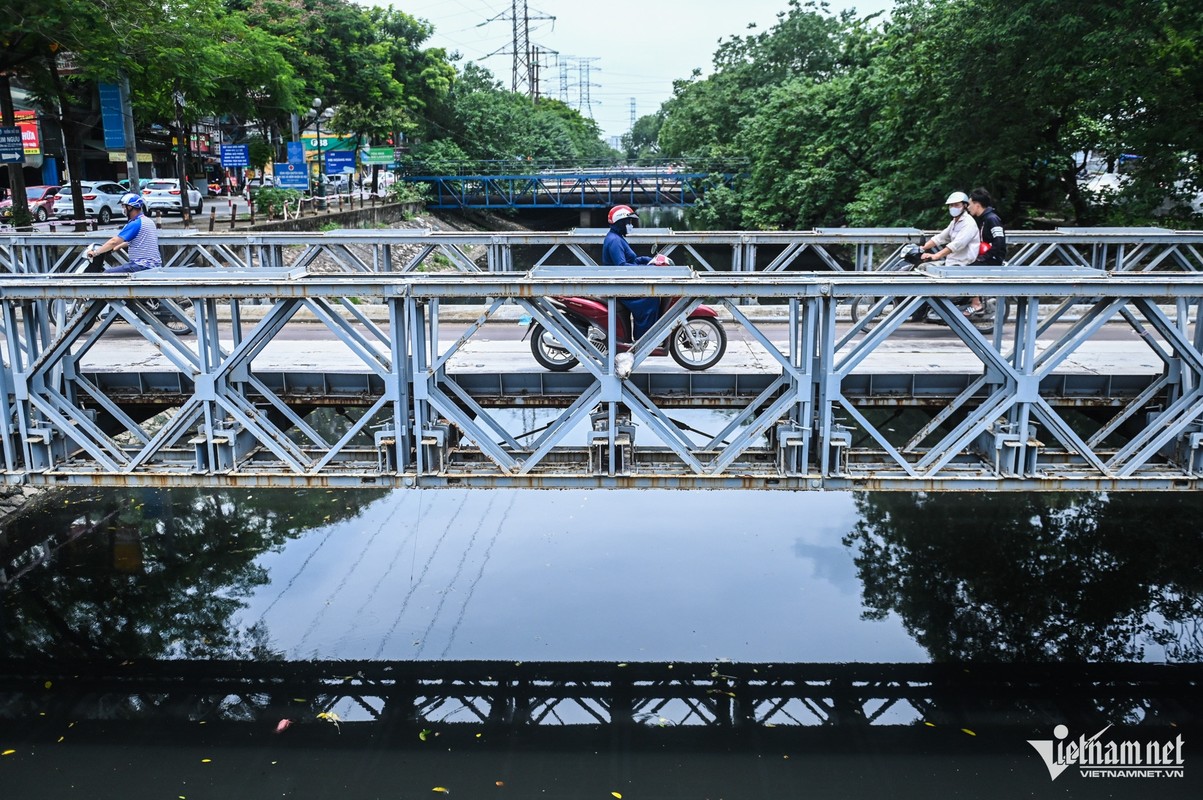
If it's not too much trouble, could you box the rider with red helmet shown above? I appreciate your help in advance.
[602,205,664,340]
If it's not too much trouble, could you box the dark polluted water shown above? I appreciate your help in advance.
[1,488,1201,798]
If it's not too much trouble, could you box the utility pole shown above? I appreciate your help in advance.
[119,75,141,192]
[629,98,637,132]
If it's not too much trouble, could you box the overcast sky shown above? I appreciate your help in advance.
[363,0,895,142]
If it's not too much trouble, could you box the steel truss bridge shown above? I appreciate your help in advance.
[2,659,1197,742]
[2,228,1203,491]
[401,170,739,210]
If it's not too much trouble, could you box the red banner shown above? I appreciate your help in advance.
[14,110,40,155]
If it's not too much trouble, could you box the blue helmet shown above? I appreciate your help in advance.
[120,192,144,210]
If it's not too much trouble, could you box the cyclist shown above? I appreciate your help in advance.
[83,193,161,273]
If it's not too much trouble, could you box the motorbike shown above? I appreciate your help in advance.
[526,293,727,372]
[849,243,1008,327]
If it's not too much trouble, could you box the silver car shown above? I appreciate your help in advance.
[141,179,204,215]
[52,181,127,225]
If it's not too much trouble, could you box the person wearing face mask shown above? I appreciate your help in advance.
[959,187,1008,316]
[602,205,668,341]
[919,191,980,268]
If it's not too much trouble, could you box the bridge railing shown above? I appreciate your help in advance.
[3,227,1202,277]
[2,267,1203,490]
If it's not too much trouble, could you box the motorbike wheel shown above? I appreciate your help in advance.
[530,322,580,371]
[669,317,726,371]
[148,298,195,335]
[849,295,890,326]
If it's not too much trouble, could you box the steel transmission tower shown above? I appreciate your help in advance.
[501,1,554,99]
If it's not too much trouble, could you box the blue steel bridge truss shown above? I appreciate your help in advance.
[1,228,1203,491]
[404,171,737,210]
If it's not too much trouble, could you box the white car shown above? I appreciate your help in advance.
[141,179,204,215]
[52,180,127,225]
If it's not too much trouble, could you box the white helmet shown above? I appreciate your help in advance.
[945,191,969,205]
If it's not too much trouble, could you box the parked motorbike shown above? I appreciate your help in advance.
[527,293,727,372]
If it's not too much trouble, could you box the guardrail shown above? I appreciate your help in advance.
[3,226,1200,276]
[2,266,1203,490]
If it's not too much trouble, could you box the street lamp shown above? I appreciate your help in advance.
[311,97,335,201]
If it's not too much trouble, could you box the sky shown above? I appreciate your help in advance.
[362,0,895,143]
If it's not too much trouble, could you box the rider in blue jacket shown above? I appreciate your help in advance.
[602,205,661,340]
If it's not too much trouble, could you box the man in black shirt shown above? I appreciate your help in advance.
[962,187,1007,316]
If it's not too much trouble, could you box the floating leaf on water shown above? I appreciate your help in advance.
[923,721,935,728]
[612,792,623,799]
[495,781,505,787]
[961,728,977,737]
[432,787,450,794]
[275,719,292,734]
[201,758,212,763]
[44,681,52,689]
[57,736,64,743]
[616,663,627,668]
[2,749,16,756]
[419,729,431,741]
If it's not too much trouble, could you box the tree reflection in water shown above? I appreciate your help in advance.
[845,492,1203,663]
[0,487,386,661]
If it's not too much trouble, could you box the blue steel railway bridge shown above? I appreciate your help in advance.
[2,225,1203,491]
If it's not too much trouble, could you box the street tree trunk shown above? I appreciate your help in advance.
[0,72,30,228]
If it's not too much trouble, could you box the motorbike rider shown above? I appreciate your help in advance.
[83,193,162,274]
[918,190,982,319]
[602,204,670,341]
[961,187,1008,316]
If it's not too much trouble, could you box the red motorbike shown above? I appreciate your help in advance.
[527,294,727,372]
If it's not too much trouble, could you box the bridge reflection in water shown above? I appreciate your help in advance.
[2,487,1202,796]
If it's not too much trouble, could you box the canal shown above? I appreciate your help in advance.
[1,488,1200,797]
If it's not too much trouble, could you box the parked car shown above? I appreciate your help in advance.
[141,178,204,215]
[0,185,61,222]
[53,181,127,224]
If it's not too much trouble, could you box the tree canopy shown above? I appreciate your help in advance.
[660,0,1203,229]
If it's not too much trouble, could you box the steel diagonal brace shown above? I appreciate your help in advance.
[124,399,205,471]
[707,387,803,474]
[764,242,809,272]
[27,390,130,471]
[435,373,523,450]
[516,299,610,383]
[619,381,706,473]
[1027,397,1112,475]
[1110,390,1203,476]
[1032,298,1126,374]
[106,302,203,375]
[242,373,331,449]
[1130,298,1203,375]
[311,396,392,472]
[403,244,439,273]
[436,244,482,273]
[903,374,990,453]
[334,297,392,347]
[211,299,305,383]
[915,390,1019,474]
[213,391,314,473]
[300,299,392,374]
[631,298,699,363]
[67,373,154,445]
[833,297,923,375]
[422,384,520,473]
[723,301,810,383]
[518,384,605,475]
[430,298,506,374]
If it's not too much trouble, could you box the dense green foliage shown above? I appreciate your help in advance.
[657,0,1202,230]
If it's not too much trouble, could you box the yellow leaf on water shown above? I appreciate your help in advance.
[2,750,16,756]
[961,728,977,737]
[201,758,212,763]
[44,681,52,689]
[612,793,623,799]
[924,721,935,727]
[432,788,450,794]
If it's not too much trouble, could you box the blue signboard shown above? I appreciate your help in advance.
[221,144,249,168]
[286,141,305,166]
[324,150,356,175]
[98,83,125,150]
[0,127,23,164]
[274,162,309,190]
